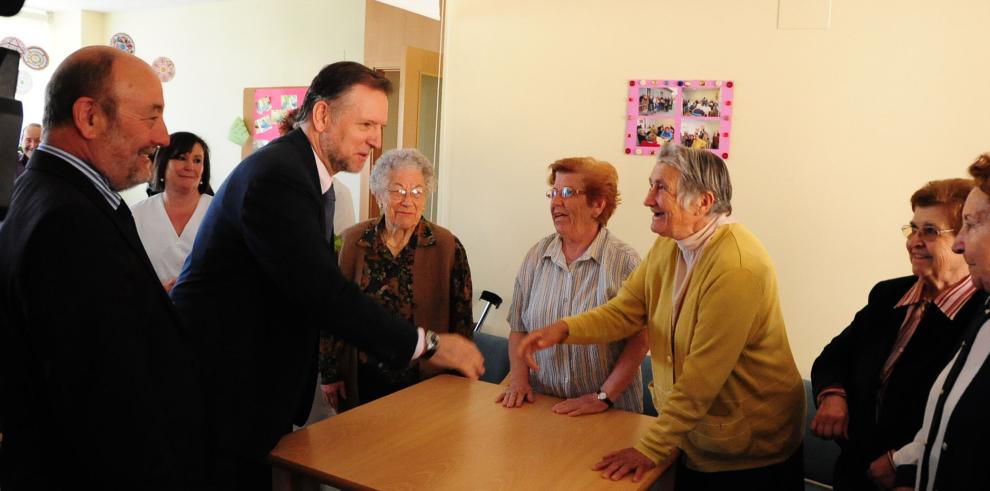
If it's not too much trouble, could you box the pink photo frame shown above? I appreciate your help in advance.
[625,79,734,160]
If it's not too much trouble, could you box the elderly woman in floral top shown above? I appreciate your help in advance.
[319,148,473,410]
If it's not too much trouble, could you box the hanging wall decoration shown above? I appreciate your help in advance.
[152,57,175,82]
[0,36,26,55]
[625,79,734,160]
[109,32,136,53]
[22,46,49,70]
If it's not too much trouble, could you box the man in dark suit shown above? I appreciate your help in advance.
[170,61,484,489]
[0,47,208,489]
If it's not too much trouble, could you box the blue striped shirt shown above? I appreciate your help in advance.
[508,227,644,412]
[36,144,122,209]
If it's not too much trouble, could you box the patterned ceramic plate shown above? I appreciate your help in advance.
[109,32,135,53]
[152,56,175,82]
[23,46,48,70]
[16,70,31,94]
[0,36,26,55]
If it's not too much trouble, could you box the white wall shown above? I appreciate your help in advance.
[4,0,369,217]
[0,9,54,130]
[102,0,366,216]
[439,0,990,375]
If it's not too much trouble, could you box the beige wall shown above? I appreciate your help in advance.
[438,0,990,375]
[103,0,367,215]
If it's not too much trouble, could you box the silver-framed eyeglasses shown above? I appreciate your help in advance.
[546,186,583,199]
[901,224,954,240]
[388,186,426,200]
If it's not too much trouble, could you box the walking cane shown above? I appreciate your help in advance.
[472,290,503,333]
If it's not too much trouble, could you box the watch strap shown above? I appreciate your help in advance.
[421,329,440,360]
[597,390,614,408]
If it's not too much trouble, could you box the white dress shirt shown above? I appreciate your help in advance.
[132,193,213,283]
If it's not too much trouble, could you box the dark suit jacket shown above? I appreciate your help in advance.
[0,150,208,489]
[811,275,986,490]
[170,129,418,459]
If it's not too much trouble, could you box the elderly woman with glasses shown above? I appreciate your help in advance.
[810,178,985,491]
[496,157,647,415]
[518,145,805,490]
[318,148,473,411]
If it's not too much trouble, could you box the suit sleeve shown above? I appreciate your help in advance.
[240,169,417,367]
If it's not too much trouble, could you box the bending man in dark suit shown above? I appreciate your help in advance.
[0,47,208,489]
[170,61,485,489]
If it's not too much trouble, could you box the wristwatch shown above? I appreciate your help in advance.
[422,329,440,360]
[597,390,614,409]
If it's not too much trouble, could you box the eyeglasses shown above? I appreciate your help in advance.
[388,186,426,201]
[901,224,955,240]
[546,186,583,200]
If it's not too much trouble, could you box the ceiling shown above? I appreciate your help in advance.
[21,0,439,18]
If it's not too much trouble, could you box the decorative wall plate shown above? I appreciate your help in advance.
[22,46,48,70]
[152,56,175,82]
[0,36,26,55]
[109,32,136,53]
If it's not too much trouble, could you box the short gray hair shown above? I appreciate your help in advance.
[370,148,435,201]
[656,144,732,215]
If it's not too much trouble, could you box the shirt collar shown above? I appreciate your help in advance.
[895,275,978,320]
[36,143,122,209]
[545,227,608,268]
[312,148,333,194]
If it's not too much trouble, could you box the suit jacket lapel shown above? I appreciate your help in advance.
[284,128,328,233]
[30,151,164,285]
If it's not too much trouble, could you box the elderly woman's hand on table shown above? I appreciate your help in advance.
[552,394,609,416]
[495,379,535,407]
[592,447,657,482]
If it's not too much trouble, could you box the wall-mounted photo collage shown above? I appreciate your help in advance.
[625,79,734,160]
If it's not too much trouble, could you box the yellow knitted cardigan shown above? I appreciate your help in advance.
[564,223,805,472]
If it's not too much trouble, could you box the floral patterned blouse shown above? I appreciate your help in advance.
[319,217,473,400]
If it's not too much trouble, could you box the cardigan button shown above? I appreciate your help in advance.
[942,442,948,451]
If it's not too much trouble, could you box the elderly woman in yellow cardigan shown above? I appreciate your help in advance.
[519,144,805,491]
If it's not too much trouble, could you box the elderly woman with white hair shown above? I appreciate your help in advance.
[519,144,805,490]
[318,148,473,411]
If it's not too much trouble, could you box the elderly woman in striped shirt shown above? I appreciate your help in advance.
[496,157,648,415]
[811,178,987,491]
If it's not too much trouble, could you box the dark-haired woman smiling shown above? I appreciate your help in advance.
[132,131,214,291]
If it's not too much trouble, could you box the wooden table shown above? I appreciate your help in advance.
[270,375,672,490]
